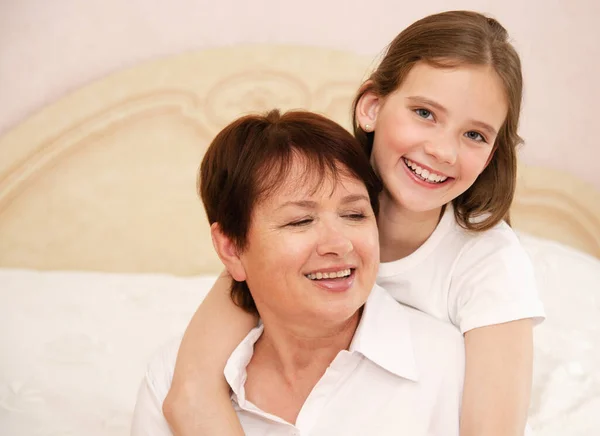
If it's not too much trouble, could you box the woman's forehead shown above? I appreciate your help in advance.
[264,168,366,205]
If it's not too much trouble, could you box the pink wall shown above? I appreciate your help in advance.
[1,0,599,188]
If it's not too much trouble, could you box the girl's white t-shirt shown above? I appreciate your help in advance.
[377,205,545,333]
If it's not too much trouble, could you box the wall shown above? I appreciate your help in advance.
[1,0,599,188]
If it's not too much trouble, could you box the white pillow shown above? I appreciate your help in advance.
[0,235,598,436]
[0,269,216,436]
[517,234,600,435]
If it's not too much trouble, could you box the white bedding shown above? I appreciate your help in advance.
[0,235,599,436]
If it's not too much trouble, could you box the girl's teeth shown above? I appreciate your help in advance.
[403,158,447,184]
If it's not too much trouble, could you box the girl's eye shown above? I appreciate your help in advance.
[288,218,313,227]
[415,108,434,120]
[464,131,486,143]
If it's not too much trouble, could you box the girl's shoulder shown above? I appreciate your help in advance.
[446,218,545,332]
[451,217,528,270]
[431,206,525,267]
[378,206,523,278]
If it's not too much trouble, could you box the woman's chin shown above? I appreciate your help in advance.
[310,295,365,325]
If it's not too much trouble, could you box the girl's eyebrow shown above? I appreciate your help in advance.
[468,120,498,137]
[407,96,498,137]
[406,96,448,114]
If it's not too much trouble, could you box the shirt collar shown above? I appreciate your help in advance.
[349,284,419,382]
[224,285,420,401]
[224,324,264,404]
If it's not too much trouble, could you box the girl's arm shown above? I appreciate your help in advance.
[163,271,257,436]
[460,319,534,436]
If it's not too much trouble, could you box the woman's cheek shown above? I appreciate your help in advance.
[278,231,315,257]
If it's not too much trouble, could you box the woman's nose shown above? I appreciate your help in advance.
[315,222,353,257]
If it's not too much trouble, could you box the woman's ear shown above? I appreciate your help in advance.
[355,82,381,132]
[210,223,247,282]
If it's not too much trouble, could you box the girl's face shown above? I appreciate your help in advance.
[357,62,508,214]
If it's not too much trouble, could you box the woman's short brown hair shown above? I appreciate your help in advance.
[352,10,523,231]
[199,109,382,314]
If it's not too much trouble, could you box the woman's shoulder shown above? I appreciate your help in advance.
[143,338,180,401]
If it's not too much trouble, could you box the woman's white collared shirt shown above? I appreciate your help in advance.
[131,285,465,436]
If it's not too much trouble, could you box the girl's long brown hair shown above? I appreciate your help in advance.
[353,10,523,231]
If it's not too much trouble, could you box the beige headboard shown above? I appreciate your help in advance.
[1,45,599,276]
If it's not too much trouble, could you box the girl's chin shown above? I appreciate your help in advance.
[381,192,446,214]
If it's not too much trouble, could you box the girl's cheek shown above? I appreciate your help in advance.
[462,147,491,172]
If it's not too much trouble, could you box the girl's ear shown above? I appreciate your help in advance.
[355,82,381,132]
[210,223,247,282]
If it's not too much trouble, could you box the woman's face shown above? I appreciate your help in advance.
[237,159,379,330]
[358,62,508,213]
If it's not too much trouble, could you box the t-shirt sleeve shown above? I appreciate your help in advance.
[131,340,180,436]
[448,230,546,334]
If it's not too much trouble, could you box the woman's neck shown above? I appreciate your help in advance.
[254,312,359,382]
[377,192,444,262]
[244,312,360,424]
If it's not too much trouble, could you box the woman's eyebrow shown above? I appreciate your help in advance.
[340,194,371,204]
[274,194,369,211]
[274,200,318,211]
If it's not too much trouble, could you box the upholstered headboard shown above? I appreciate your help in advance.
[1,45,599,276]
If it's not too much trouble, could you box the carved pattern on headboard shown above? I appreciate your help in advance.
[513,167,600,257]
[0,45,598,275]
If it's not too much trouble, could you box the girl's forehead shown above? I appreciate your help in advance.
[402,62,504,94]
[394,62,508,127]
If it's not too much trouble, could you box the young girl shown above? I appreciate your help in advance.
[163,10,545,436]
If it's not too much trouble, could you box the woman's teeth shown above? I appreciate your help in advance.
[403,158,448,183]
[306,268,352,280]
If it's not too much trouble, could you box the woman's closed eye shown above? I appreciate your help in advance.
[342,212,368,221]
[285,211,368,227]
[287,217,313,227]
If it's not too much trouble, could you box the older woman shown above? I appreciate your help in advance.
[131,110,464,435]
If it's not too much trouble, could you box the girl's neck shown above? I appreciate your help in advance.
[377,192,444,262]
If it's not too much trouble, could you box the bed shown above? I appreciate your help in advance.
[1,45,599,436]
